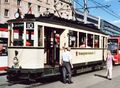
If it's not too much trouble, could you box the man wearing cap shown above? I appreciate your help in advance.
[61,47,73,84]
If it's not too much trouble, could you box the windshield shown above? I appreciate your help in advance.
[108,39,118,55]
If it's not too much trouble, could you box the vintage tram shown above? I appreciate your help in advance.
[6,14,108,81]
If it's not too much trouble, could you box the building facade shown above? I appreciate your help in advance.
[0,0,73,23]
[100,19,120,36]
[75,10,101,29]
[75,10,120,36]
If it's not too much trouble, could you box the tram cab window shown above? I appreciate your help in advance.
[13,25,24,46]
[38,26,43,46]
[26,29,34,46]
[68,30,77,47]
[94,35,99,48]
[87,34,93,48]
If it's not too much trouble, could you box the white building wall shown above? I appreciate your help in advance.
[0,0,73,23]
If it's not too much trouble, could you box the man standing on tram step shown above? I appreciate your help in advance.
[61,47,73,84]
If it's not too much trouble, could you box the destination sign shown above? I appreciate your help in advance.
[13,23,24,28]
[26,22,34,29]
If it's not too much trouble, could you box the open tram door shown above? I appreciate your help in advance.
[44,27,62,67]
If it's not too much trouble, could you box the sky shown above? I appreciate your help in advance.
[75,0,120,27]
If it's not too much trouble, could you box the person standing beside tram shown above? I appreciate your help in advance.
[61,47,73,84]
[106,50,116,80]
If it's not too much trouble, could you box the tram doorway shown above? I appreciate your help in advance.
[44,27,62,66]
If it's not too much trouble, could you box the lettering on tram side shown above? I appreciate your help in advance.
[76,51,95,56]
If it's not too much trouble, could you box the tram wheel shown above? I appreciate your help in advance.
[7,74,18,82]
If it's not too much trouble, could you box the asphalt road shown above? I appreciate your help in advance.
[0,65,120,88]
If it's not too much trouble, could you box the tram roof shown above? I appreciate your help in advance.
[7,14,107,35]
[0,23,8,28]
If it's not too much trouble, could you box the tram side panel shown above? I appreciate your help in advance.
[71,49,103,64]
[8,48,44,69]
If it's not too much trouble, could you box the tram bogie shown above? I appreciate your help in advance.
[6,14,108,81]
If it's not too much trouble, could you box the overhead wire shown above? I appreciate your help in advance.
[89,0,120,19]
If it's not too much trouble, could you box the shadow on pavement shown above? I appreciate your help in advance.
[94,74,107,79]
[0,73,7,76]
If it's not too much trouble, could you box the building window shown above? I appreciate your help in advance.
[5,0,9,3]
[46,8,49,10]
[54,10,56,13]
[38,6,40,12]
[54,0,57,3]
[4,9,9,17]
[61,2,63,5]
[46,0,48,3]
[28,2,31,8]
[67,5,69,8]
[17,0,21,6]
[37,0,41,1]
[46,0,50,5]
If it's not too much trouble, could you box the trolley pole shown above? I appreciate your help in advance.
[83,0,88,24]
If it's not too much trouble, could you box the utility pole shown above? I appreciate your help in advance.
[71,0,76,21]
[83,0,88,24]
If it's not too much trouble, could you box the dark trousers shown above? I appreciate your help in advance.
[62,61,72,82]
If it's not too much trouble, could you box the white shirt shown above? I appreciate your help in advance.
[62,51,71,62]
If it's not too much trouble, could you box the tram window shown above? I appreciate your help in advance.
[101,37,103,48]
[68,30,77,47]
[87,34,93,48]
[13,28,23,46]
[94,35,99,48]
[79,32,86,48]
[38,26,43,46]
[26,30,34,46]
[104,37,108,48]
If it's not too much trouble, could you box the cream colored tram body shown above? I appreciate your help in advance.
[6,14,108,81]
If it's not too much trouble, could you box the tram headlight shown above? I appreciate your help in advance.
[13,57,19,66]
[13,50,19,67]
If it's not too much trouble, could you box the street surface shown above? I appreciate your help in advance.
[1,65,120,88]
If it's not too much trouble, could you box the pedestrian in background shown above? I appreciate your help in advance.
[106,50,115,80]
[61,47,73,84]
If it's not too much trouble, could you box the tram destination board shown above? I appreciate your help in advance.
[13,22,34,29]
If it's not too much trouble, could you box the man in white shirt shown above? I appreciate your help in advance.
[61,47,73,84]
